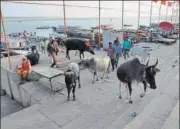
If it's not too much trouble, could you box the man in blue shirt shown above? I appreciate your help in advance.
[123,38,132,59]
[114,40,122,68]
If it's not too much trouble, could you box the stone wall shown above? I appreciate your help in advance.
[1,67,32,107]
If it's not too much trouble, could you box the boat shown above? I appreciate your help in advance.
[124,24,133,27]
[91,24,113,30]
[52,25,81,33]
[36,26,51,29]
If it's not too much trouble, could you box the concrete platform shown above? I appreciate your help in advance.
[1,42,179,129]
[1,95,22,118]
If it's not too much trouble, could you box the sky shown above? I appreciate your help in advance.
[1,1,176,18]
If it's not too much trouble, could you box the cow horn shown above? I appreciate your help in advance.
[152,59,158,67]
[146,59,149,66]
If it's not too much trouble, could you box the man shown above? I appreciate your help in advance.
[114,37,119,45]
[44,38,49,52]
[107,42,116,71]
[91,30,95,49]
[23,30,28,41]
[149,31,153,42]
[124,31,129,40]
[17,56,32,84]
[40,38,46,54]
[114,40,122,68]
[123,38,132,60]
[47,38,59,68]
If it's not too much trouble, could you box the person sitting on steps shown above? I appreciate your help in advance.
[17,56,32,84]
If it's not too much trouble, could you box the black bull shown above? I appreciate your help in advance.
[62,38,95,60]
[117,58,160,103]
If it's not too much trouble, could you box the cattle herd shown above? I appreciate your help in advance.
[63,41,160,103]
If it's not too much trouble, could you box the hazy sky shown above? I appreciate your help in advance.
[1,1,175,18]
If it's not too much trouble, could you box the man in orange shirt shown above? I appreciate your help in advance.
[17,56,32,84]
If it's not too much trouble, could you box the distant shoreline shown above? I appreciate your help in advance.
[3,16,162,22]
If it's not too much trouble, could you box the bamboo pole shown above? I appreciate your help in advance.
[0,9,12,70]
[166,5,168,21]
[149,1,153,26]
[63,0,67,38]
[171,2,174,22]
[98,0,101,47]
[158,3,162,23]
[137,0,141,29]
[122,0,124,30]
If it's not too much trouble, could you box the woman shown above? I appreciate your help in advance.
[107,42,116,71]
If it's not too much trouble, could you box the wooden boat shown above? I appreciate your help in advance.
[155,35,177,45]
[36,26,51,29]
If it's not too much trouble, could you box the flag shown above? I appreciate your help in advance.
[153,0,158,3]
[161,0,167,5]
[167,2,172,7]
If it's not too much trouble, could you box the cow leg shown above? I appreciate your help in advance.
[106,72,109,79]
[119,82,122,99]
[79,51,82,60]
[96,72,99,81]
[125,84,129,99]
[82,52,84,59]
[72,85,76,101]
[66,49,70,60]
[67,86,71,101]
[101,71,105,79]
[127,82,133,103]
[75,51,78,56]
[140,80,147,98]
[78,76,81,88]
[92,72,96,84]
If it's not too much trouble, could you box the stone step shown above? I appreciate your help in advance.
[161,101,179,129]
[62,64,178,129]
[119,68,179,129]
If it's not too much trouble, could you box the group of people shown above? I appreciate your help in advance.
[8,30,36,39]
[39,38,49,54]
[106,36,133,71]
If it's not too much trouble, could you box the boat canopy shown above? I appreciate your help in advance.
[159,22,174,31]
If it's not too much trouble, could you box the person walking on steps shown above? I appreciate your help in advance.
[91,30,95,49]
[47,38,59,68]
[40,38,46,54]
[114,40,122,68]
[107,42,116,71]
[123,37,132,60]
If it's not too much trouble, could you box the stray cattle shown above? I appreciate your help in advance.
[26,45,40,66]
[78,56,111,84]
[64,62,81,101]
[63,38,95,60]
[117,58,160,103]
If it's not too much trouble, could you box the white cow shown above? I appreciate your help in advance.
[78,56,111,84]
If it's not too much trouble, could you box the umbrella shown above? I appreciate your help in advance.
[159,22,174,31]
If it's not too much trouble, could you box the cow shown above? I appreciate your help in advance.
[117,58,160,103]
[64,62,81,101]
[26,45,40,66]
[78,56,111,84]
[63,38,95,60]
